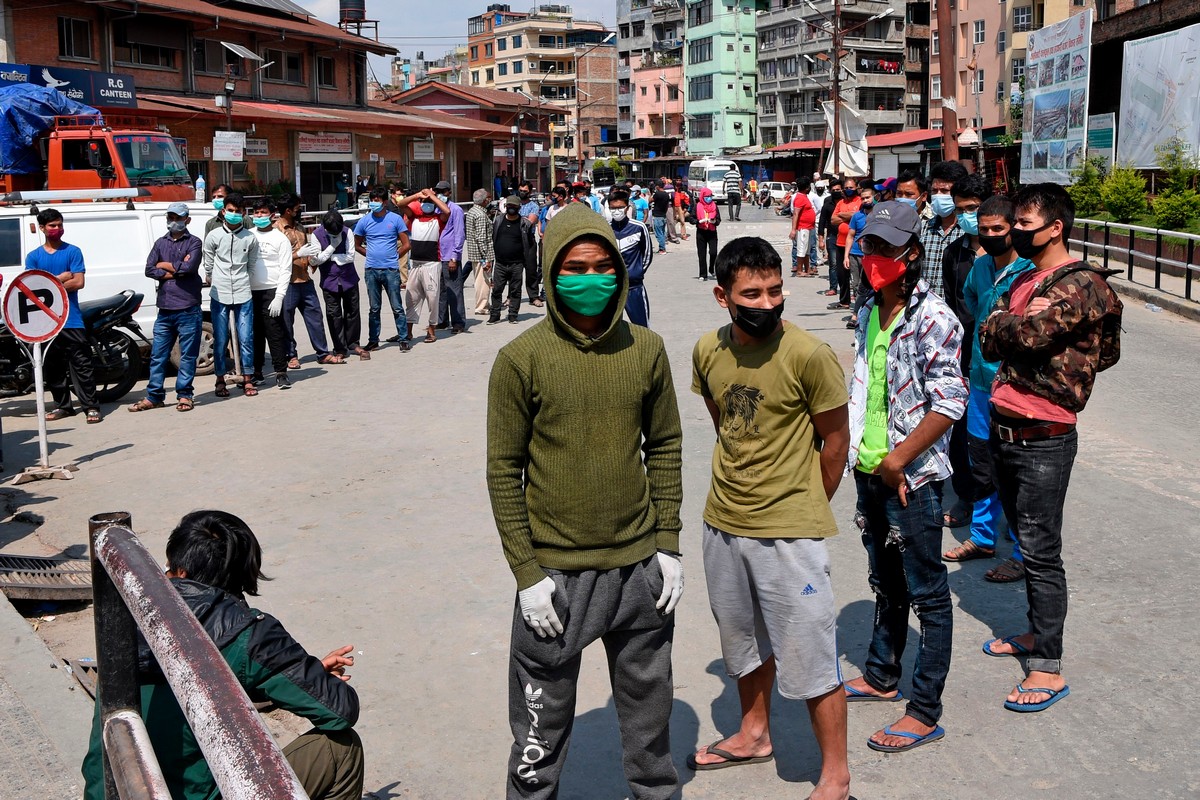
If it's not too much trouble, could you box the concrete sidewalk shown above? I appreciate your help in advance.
[0,593,90,798]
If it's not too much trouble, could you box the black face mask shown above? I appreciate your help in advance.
[831,189,843,199]
[1010,223,1053,259]
[519,190,530,199]
[733,302,785,339]
[978,234,1012,258]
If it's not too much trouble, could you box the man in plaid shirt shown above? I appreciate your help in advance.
[918,161,968,297]
[465,189,495,318]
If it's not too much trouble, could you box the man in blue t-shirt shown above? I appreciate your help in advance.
[24,208,101,423]
[353,187,411,351]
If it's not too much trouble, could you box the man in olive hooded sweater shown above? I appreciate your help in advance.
[487,202,685,800]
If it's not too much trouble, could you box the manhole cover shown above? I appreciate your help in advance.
[0,555,92,601]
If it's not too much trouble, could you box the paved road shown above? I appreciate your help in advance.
[1,208,1198,799]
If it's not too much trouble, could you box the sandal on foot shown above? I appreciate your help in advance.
[686,740,774,771]
[317,354,346,365]
[423,331,437,343]
[1004,683,1069,713]
[241,381,258,397]
[845,684,904,702]
[982,635,1031,658]
[943,540,995,562]
[287,357,301,370]
[85,408,102,424]
[128,399,165,412]
[354,347,372,361]
[214,380,230,398]
[866,724,945,753]
[45,408,75,421]
[943,512,969,528]
[985,557,1026,583]
[398,340,411,352]
[176,398,194,412]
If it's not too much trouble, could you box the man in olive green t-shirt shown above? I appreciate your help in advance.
[688,236,852,800]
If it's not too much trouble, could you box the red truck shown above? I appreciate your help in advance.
[0,114,193,203]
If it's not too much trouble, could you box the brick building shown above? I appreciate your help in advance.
[0,0,507,206]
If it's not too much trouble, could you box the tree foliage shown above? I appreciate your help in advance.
[1067,156,1108,217]
[1101,165,1148,223]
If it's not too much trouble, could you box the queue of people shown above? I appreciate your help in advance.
[54,166,1124,800]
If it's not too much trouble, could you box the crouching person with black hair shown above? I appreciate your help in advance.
[841,201,967,753]
[81,510,364,800]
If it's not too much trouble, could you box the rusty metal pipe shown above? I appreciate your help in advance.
[90,517,308,800]
[102,710,171,800]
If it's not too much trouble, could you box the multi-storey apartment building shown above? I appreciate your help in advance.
[904,1,931,131]
[755,0,905,147]
[468,4,527,89]
[487,5,614,178]
[617,0,686,145]
[930,0,1091,133]
[684,0,759,154]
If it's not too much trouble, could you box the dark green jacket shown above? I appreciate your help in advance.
[82,579,357,800]
[486,203,684,590]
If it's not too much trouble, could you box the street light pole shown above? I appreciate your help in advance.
[936,0,960,160]
[574,32,616,180]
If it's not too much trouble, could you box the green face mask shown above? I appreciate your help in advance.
[555,273,619,317]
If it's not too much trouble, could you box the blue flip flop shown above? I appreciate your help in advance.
[1004,683,1070,713]
[845,684,904,703]
[982,635,1031,658]
[865,724,945,753]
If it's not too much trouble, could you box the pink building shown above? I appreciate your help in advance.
[631,63,684,140]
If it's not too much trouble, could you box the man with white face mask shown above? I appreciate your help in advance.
[130,202,203,412]
[606,188,655,327]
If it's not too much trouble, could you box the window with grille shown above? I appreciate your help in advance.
[1011,56,1025,82]
[263,49,302,83]
[317,56,336,88]
[974,20,985,44]
[997,30,1006,53]
[691,113,713,138]
[1013,6,1032,31]
[973,68,985,94]
[689,0,713,26]
[689,74,714,101]
[689,37,713,63]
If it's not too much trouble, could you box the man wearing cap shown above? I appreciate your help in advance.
[131,202,203,413]
[434,180,469,333]
[843,201,966,754]
[874,177,897,203]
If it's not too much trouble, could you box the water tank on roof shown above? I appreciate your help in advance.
[487,4,512,11]
[340,0,366,22]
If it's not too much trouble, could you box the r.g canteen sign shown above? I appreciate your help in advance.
[0,62,137,108]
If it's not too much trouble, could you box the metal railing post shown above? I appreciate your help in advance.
[1081,222,1090,261]
[1127,228,1135,281]
[90,512,141,800]
[1103,223,1111,271]
[1187,239,1195,302]
[1155,231,1163,290]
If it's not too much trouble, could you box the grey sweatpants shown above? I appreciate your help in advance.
[507,556,677,800]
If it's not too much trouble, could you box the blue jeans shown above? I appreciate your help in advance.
[966,389,1021,559]
[210,295,254,378]
[652,216,667,251]
[146,306,202,403]
[364,268,406,345]
[283,280,330,359]
[855,471,953,727]
[990,422,1077,674]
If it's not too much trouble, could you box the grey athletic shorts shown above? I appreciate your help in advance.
[701,522,841,700]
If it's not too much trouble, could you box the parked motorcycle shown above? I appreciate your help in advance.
[0,290,147,404]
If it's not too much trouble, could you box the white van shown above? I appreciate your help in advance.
[687,158,738,204]
[0,199,220,369]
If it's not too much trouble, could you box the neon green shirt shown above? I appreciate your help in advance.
[857,306,900,473]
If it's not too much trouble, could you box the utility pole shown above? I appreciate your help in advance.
[832,0,842,174]
[936,0,959,160]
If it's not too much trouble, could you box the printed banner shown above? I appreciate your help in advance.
[0,62,137,108]
[1020,9,1092,184]
[1086,113,1115,170]
[298,131,352,153]
[1116,21,1200,169]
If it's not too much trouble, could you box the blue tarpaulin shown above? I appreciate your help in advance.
[0,84,99,174]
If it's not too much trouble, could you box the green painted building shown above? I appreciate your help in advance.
[684,0,762,154]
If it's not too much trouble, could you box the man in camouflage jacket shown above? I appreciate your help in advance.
[976,183,1121,715]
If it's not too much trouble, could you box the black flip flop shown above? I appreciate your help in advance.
[686,740,774,771]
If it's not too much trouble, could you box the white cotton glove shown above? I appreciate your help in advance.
[519,576,564,638]
[655,552,683,614]
[297,242,320,259]
[330,232,344,250]
[268,295,284,317]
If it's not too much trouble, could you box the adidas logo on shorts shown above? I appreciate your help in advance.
[801,584,817,596]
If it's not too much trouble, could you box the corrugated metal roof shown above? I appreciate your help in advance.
[102,0,395,55]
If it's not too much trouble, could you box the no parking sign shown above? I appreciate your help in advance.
[3,270,68,343]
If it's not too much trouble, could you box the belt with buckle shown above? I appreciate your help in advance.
[992,419,1075,443]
